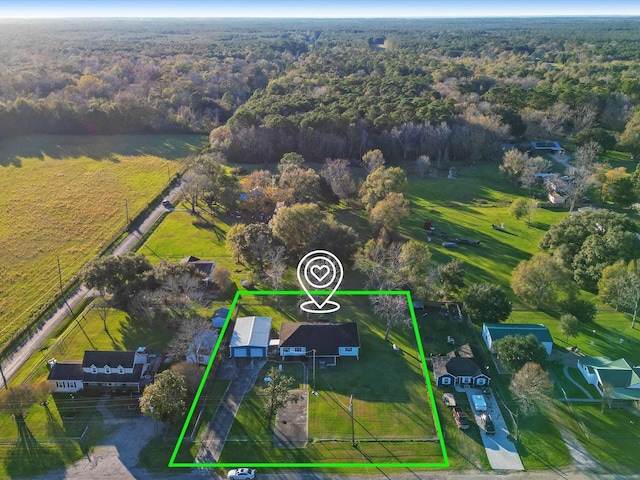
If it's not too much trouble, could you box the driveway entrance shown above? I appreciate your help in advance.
[196,357,266,463]
[462,387,524,470]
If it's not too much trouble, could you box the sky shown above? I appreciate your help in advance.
[1,0,640,18]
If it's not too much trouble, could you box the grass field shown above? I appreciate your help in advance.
[0,134,207,352]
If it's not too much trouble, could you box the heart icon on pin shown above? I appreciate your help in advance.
[297,250,343,314]
[310,265,331,283]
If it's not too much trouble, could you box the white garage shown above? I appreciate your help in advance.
[229,316,272,358]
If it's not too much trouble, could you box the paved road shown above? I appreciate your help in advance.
[1,182,183,389]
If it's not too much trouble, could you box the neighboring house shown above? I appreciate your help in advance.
[431,343,490,388]
[577,356,640,407]
[548,191,566,205]
[229,316,272,358]
[47,361,83,393]
[212,307,230,329]
[180,256,216,285]
[279,322,360,366]
[48,347,157,393]
[186,329,219,365]
[482,323,553,355]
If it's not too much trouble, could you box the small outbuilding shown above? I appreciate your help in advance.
[229,316,272,358]
[212,307,230,328]
[482,323,553,355]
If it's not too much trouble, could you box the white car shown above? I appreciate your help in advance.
[227,468,256,480]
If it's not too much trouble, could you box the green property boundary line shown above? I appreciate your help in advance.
[169,289,450,469]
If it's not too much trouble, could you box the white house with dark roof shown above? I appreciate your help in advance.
[229,316,272,358]
[279,322,360,366]
[482,323,553,355]
[47,347,154,393]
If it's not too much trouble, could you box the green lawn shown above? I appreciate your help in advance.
[193,294,446,467]
[0,134,207,351]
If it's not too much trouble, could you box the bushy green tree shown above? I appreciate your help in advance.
[368,192,410,236]
[278,152,305,173]
[493,334,547,373]
[463,283,512,324]
[140,370,188,428]
[359,166,407,212]
[559,314,581,343]
[81,254,152,307]
[511,254,571,309]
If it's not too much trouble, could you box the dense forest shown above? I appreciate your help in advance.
[2,18,640,160]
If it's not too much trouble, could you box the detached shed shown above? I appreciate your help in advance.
[482,323,553,355]
[229,316,272,358]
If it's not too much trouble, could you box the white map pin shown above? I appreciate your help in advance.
[297,250,343,314]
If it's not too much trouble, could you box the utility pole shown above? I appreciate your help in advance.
[57,255,64,295]
[312,349,316,391]
[349,394,355,447]
[125,199,130,225]
[57,256,74,316]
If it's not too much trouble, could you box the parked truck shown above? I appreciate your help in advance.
[472,394,487,412]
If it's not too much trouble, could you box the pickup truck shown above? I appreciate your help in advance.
[471,394,488,412]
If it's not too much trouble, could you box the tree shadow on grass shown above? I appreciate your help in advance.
[4,416,67,479]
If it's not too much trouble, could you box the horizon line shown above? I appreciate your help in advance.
[1,14,640,20]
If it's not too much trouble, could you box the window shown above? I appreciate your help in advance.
[283,347,290,353]
[344,347,353,352]
[294,347,303,352]
[476,378,486,386]
[104,365,111,374]
[91,365,98,374]
[461,376,471,384]
[118,366,125,374]
[441,377,451,385]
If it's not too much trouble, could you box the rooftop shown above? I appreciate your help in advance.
[230,316,272,348]
[484,323,553,344]
[279,322,360,356]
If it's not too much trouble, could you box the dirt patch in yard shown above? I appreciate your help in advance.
[274,389,308,448]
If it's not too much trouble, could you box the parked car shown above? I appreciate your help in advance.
[480,413,495,435]
[452,407,469,430]
[452,406,467,419]
[162,200,173,209]
[227,468,256,479]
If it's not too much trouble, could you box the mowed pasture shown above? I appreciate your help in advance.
[0,134,207,351]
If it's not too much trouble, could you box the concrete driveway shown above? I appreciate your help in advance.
[196,357,266,463]
[463,388,524,470]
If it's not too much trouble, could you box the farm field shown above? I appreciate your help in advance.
[0,134,207,352]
